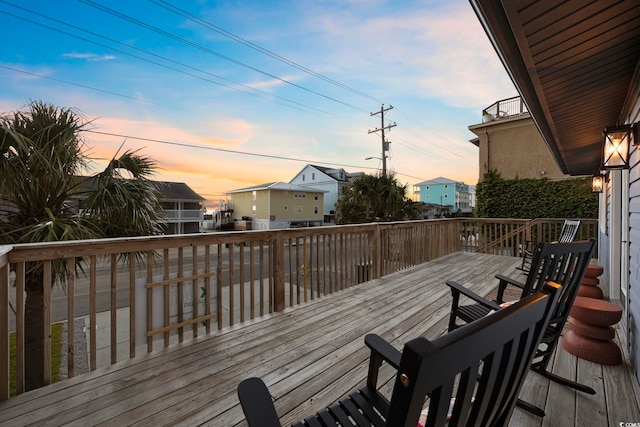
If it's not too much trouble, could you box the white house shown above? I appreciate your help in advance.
[289,164,363,218]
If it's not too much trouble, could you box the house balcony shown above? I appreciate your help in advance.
[482,96,529,123]
[162,209,203,222]
[1,218,638,425]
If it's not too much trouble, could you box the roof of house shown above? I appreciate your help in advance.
[415,177,459,186]
[292,164,361,182]
[226,181,328,194]
[155,182,205,201]
[73,177,204,201]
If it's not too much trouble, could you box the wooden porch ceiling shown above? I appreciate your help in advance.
[471,0,640,176]
[0,252,638,426]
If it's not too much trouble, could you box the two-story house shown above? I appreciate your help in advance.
[289,164,363,220]
[225,182,325,230]
[155,181,205,234]
[69,177,204,235]
[413,177,472,214]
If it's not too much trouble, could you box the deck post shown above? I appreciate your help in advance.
[0,246,11,401]
[273,236,285,312]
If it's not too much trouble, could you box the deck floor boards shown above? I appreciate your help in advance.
[1,252,638,426]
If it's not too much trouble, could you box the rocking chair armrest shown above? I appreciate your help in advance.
[365,333,401,369]
[494,274,525,302]
[364,334,401,389]
[446,280,501,311]
[238,377,283,427]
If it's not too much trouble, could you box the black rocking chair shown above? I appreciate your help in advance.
[518,219,580,273]
[447,239,596,416]
[238,282,562,427]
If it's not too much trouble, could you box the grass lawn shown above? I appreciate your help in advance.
[10,323,64,396]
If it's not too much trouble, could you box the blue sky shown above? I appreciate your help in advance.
[0,0,516,207]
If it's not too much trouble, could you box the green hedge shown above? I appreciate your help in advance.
[475,170,598,219]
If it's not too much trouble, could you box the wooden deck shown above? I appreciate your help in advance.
[1,252,638,426]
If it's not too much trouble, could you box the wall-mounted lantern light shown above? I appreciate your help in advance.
[591,173,605,193]
[602,124,634,169]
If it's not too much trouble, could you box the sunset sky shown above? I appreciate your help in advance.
[1,0,516,208]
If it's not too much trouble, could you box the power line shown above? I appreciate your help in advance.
[0,1,334,116]
[80,0,368,113]
[0,64,165,106]
[150,0,383,104]
[86,130,379,171]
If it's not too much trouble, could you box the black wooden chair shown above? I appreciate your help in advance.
[518,220,580,273]
[238,282,562,427]
[447,239,596,416]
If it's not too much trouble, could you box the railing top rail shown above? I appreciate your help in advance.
[5,218,597,263]
[5,221,414,262]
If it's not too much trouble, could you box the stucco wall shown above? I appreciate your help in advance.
[470,115,568,181]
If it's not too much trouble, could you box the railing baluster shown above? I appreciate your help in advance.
[111,253,118,362]
[163,249,170,347]
[205,244,211,334]
[66,257,75,378]
[129,253,136,358]
[15,262,24,395]
[146,251,153,353]
[288,238,294,306]
[43,260,51,385]
[250,241,255,319]
[216,243,222,330]
[273,237,285,312]
[177,247,184,343]
[0,248,10,400]
[239,242,245,322]
[90,255,97,370]
[259,242,264,317]
[228,242,234,327]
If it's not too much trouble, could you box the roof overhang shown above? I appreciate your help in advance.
[470,0,640,175]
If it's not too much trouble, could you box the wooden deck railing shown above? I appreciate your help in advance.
[0,218,597,399]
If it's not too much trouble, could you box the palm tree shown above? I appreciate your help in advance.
[335,171,419,224]
[0,100,164,390]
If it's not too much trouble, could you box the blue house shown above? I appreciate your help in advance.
[414,177,472,214]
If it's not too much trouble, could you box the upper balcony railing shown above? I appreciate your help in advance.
[163,209,203,221]
[0,217,597,400]
[482,96,529,123]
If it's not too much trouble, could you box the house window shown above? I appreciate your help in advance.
[302,174,305,181]
[294,206,302,214]
[314,206,319,214]
[314,194,319,200]
[312,172,315,180]
[252,191,256,201]
[444,194,449,198]
[252,205,256,215]
[284,205,288,210]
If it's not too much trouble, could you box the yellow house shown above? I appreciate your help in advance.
[226,182,326,230]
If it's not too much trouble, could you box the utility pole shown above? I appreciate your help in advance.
[368,104,396,175]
